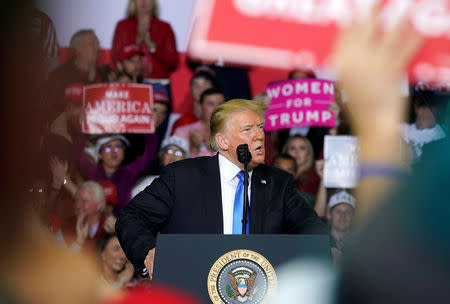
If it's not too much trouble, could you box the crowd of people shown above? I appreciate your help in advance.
[1,0,449,303]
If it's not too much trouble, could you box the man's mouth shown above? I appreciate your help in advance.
[254,146,264,155]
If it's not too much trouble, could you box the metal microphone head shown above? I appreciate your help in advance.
[236,144,252,164]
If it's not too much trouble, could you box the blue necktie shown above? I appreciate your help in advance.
[233,171,250,234]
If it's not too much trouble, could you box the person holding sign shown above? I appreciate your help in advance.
[74,133,158,215]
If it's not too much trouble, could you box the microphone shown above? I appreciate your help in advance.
[236,144,251,234]
[236,144,252,164]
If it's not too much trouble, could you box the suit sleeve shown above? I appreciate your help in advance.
[115,165,175,271]
[282,174,329,234]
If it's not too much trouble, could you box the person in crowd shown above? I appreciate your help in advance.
[96,233,135,289]
[174,88,225,157]
[400,86,446,162]
[111,0,178,83]
[326,190,355,252]
[47,29,108,121]
[116,99,328,278]
[55,181,110,252]
[74,133,158,215]
[282,135,320,196]
[171,70,219,134]
[115,43,144,83]
[131,135,189,198]
[273,153,316,207]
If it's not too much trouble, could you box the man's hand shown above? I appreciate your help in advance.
[75,212,89,246]
[117,261,135,288]
[49,156,68,190]
[144,248,156,280]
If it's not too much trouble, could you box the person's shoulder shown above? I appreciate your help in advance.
[116,17,135,28]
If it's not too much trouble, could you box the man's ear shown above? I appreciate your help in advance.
[215,133,229,151]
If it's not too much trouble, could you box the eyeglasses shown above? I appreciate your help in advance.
[104,146,122,153]
[166,149,183,158]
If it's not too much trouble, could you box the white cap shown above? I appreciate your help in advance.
[161,136,189,156]
[95,135,130,152]
[328,190,355,211]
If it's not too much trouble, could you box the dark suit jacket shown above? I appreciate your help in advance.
[116,154,328,269]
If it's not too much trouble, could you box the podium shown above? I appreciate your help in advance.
[153,234,330,303]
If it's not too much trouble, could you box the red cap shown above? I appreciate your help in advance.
[154,91,169,103]
[64,82,84,103]
[97,180,118,205]
[118,44,143,61]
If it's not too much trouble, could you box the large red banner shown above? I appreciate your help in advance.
[188,0,450,85]
[83,83,154,134]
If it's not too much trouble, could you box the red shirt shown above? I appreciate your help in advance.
[111,17,179,79]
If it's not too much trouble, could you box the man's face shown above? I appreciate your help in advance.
[75,188,101,218]
[191,77,213,103]
[415,104,437,129]
[273,158,296,176]
[98,140,125,170]
[328,203,354,232]
[75,32,99,67]
[120,54,143,79]
[201,93,225,124]
[218,110,265,170]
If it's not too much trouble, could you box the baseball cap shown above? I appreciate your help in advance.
[97,180,118,205]
[118,44,143,61]
[64,82,84,103]
[95,135,130,152]
[161,136,189,156]
[328,190,355,211]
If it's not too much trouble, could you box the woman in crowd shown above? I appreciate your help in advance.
[111,0,178,82]
[282,135,320,196]
[96,233,135,289]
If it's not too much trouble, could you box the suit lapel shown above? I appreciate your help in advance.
[250,165,269,233]
[200,154,223,233]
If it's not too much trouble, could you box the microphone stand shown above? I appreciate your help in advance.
[242,160,249,234]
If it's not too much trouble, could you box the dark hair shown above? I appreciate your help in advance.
[199,87,225,105]
[288,69,316,79]
[273,153,298,170]
[190,70,218,89]
[95,232,117,256]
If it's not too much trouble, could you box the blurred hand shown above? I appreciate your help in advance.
[136,16,150,45]
[333,8,422,136]
[49,156,68,190]
[144,248,155,280]
[189,129,205,153]
[103,215,117,233]
[315,159,324,180]
[75,212,89,246]
[117,261,135,287]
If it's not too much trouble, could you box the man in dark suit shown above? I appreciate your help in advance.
[116,99,328,276]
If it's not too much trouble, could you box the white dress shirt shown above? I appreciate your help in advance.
[218,153,252,234]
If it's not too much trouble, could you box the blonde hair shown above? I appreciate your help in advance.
[282,135,314,176]
[69,29,95,53]
[209,99,266,152]
[126,0,159,17]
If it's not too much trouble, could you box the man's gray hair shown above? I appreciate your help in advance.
[78,181,106,211]
[69,29,95,54]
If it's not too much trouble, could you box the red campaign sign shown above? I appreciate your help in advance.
[82,83,154,134]
[188,0,450,85]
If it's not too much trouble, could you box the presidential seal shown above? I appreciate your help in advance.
[207,249,277,304]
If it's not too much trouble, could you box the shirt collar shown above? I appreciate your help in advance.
[218,153,253,182]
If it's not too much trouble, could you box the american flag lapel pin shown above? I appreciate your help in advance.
[261,179,267,184]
